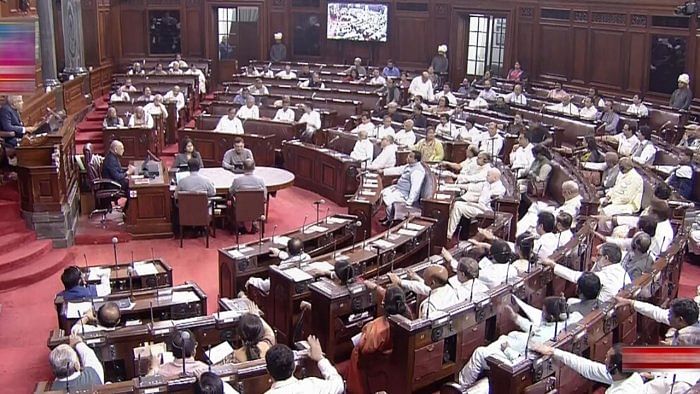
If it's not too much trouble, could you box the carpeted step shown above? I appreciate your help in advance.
[76,121,105,132]
[76,143,105,155]
[0,249,73,293]
[0,239,53,274]
[0,232,35,252]
[0,200,21,221]
[86,112,107,121]
[0,219,27,236]
[75,131,103,143]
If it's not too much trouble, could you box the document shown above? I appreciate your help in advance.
[133,262,158,276]
[326,217,349,224]
[66,301,93,318]
[207,341,235,365]
[87,267,111,281]
[272,235,291,245]
[171,291,200,304]
[284,267,313,282]
[397,229,419,237]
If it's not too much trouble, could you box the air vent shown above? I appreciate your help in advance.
[540,8,571,21]
[396,2,428,12]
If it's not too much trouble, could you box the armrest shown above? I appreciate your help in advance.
[0,130,15,138]
[92,179,123,189]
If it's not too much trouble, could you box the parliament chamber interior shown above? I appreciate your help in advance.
[2,0,700,393]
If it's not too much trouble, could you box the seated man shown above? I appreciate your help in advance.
[615,296,700,345]
[58,266,111,301]
[600,157,643,216]
[169,54,188,68]
[275,64,297,80]
[517,180,582,236]
[367,135,397,170]
[394,119,417,147]
[103,107,124,128]
[509,133,534,178]
[606,213,670,259]
[626,94,649,117]
[479,122,504,157]
[265,336,344,393]
[477,79,498,102]
[175,159,215,198]
[196,371,239,394]
[127,106,154,128]
[434,83,457,105]
[447,150,492,184]
[568,272,602,315]
[222,137,253,171]
[441,248,490,302]
[547,82,569,101]
[229,159,267,234]
[410,104,428,128]
[414,126,444,162]
[102,140,135,191]
[620,232,654,281]
[233,87,250,106]
[49,335,104,390]
[578,97,598,120]
[164,85,186,114]
[458,297,583,388]
[136,86,153,102]
[631,125,657,165]
[236,96,260,120]
[545,94,579,116]
[555,211,575,248]
[379,151,425,224]
[472,239,522,289]
[505,83,527,106]
[170,62,184,74]
[541,242,629,303]
[246,237,311,293]
[71,301,121,335]
[532,212,560,259]
[601,152,620,190]
[247,78,269,96]
[446,168,505,240]
[601,123,639,157]
[408,71,435,101]
[388,265,459,318]
[298,103,321,142]
[435,113,454,139]
[110,86,130,103]
[299,72,325,89]
[351,113,375,135]
[215,108,244,133]
[149,63,168,75]
[597,100,620,134]
[273,96,296,123]
[156,329,209,379]
[144,95,168,120]
[350,129,374,165]
[375,115,396,139]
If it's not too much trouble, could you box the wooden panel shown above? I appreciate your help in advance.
[538,24,570,77]
[99,8,112,63]
[628,33,647,92]
[396,16,429,64]
[121,10,146,55]
[589,29,624,88]
[185,9,202,57]
[515,21,533,70]
[571,27,587,83]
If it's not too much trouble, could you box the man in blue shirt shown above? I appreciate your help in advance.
[382,59,400,79]
[58,266,111,301]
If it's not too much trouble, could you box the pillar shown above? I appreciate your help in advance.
[61,0,87,75]
[36,0,60,88]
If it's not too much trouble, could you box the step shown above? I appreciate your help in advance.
[75,131,103,143]
[0,249,73,293]
[86,112,107,121]
[0,232,35,252]
[0,200,21,221]
[0,220,27,236]
[0,239,53,274]
[0,181,19,201]
[76,121,104,132]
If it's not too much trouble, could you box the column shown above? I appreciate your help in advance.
[36,0,60,88]
[61,0,87,75]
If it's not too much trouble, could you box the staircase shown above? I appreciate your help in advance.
[0,182,73,292]
[75,97,109,155]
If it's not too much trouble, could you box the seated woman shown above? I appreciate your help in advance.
[458,296,583,390]
[127,106,154,128]
[344,68,360,83]
[233,313,276,362]
[173,137,204,169]
[430,96,453,115]
[520,144,553,197]
[103,107,123,128]
[345,285,412,394]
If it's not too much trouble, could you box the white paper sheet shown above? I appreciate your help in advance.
[307,261,335,272]
[207,341,235,365]
[284,267,313,282]
[66,302,93,318]
[171,291,200,304]
[397,229,419,237]
[351,332,363,347]
[405,223,425,231]
[133,263,158,276]
[326,217,349,224]
[372,239,395,249]
[435,193,451,200]
[87,267,110,281]
[272,235,291,246]
[303,225,329,234]
[360,190,375,196]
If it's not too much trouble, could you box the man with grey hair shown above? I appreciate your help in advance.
[1,95,36,149]
[103,140,135,191]
[49,335,104,390]
[229,158,267,235]
[446,167,506,240]
[143,94,168,119]
[516,179,582,236]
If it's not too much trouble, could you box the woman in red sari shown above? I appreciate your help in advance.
[345,284,412,394]
[506,61,524,81]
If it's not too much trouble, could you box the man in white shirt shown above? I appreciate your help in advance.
[452,150,492,184]
[70,302,121,335]
[298,103,321,142]
[185,64,206,94]
[350,129,374,164]
[602,123,639,157]
[380,151,426,223]
[299,72,325,89]
[237,96,260,120]
[388,265,460,318]
[49,335,105,391]
[368,135,397,170]
[169,54,188,68]
[435,113,454,139]
[455,119,484,143]
[546,95,579,116]
[247,78,269,96]
[626,94,649,117]
[579,97,598,120]
[127,106,154,128]
[601,157,643,215]
[434,83,457,105]
[144,94,168,120]
[367,68,386,86]
[631,126,656,165]
[351,113,375,135]
[170,62,184,74]
[374,115,396,139]
[516,180,582,236]
[409,71,435,102]
[479,122,504,158]
[214,108,244,133]
[504,84,527,106]
[273,97,296,122]
[110,86,130,103]
[541,242,630,303]
[264,336,343,394]
[395,119,417,147]
[477,80,498,102]
[441,249,490,302]
[123,78,138,92]
[615,296,700,346]
[275,64,297,80]
[531,343,645,394]
[509,133,534,178]
[446,168,506,239]
[533,212,560,259]
[164,85,186,112]
[251,64,275,78]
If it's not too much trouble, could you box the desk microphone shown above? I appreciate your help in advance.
[313,199,326,223]
[469,279,475,303]
[83,254,88,271]
[151,248,155,263]
[208,345,213,372]
[325,207,330,223]
[553,320,559,341]
[351,221,362,251]
[326,135,340,148]
[301,215,308,234]
[258,215,266,245]
[149,301,154,326]
[79,309,85,336]
[66,362,71,393]
[136,354,142,384]
[112,237,119,267]
[271,225,278,244]
[362,230,368,250]
[524,325,533,358]
[425,289,433,319]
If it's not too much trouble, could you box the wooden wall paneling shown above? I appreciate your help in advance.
[449,12,467,85]
[694,33,700,97]
[98,6,112,63]
[185,8,203,57]
[571,27,587,84]
[82,0,99,67]
[395,16,428,65]
[538,24,571,78]
[53,0,66,72]
[627,32,647,92]
[120,9,147,56]
[589,29,625,89]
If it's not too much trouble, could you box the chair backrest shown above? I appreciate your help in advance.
[231,189,266,221]
[84,143,101,188]
[419,162,437,202]
[178,192,211,226]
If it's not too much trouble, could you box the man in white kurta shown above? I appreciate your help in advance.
[380,152,425,222]
[447,168,506,239]
[214,109,244,133]
[236,96,260,120]
[509,133,534,178]
[546,95,579,116]
[350,130,374,164]
[374,115,396,139]
[394,119,417,147]
[479,123,504,157]
[601,158,643,216]
[516,180,582,236]
[351,114,375,135]
[368,136,397,170]
[408,72,435,102]
[298,104,321,141]
[273,98,296,122]
[164,86,186,112]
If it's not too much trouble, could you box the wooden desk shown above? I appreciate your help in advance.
[55,281,207,334]
[281,140,361,207]
[127,161,173,239]
[179,129,277,168]
[347,172,384,240]
[178,167,294,196]
[195,114,306,149]
[213,93,363,123]
[218,213,358,298]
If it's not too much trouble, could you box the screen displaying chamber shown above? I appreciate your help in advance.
[327,3,388,42]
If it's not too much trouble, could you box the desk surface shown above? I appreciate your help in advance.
[190,167,295,193]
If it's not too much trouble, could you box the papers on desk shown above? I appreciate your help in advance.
[133,178,150,185]
[125,319,142,327]
[363,182,378,189]
[397,229,419,238]
[365,173,378,178]
[87,267,111,281]
[66,301,93,318]
[227,246,253,258]
[133,262,158,276]
[371,239,395,249]
[580,162,607,171]
[207,341,235,365]
[283,267,313,282]
[326,217,349,225]
[352,197,369,202]
[435,193,451,200]
[307,261,335,272]
[271,235,291,246]
[360,190,375,196]
[441,184,462,192]
[171,291,200,304]
[405,223,425,231]
[654,165,675,175]
[303,225,328,234]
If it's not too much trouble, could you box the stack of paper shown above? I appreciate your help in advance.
[207,341,235,365]
[405,223,425,231]
[171,291,200,304]
[272,235,291,246]
[304,225,329,234]
[360,190,375,196]
[326,217,349,225]
[397,229,419,237]
[372,239,395,249]
[66,301,93,318]
[284,267,313,282]
[87,267,111,281]
[133,262,158,276]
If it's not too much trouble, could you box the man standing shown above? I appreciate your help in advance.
[222,137,254,171]
[0,95,35,150]
[430,44,449,74]
[380,151,426,224]
[175,159,215,198]
[269,32,287,62]
[670,73,693,110]
[409,71,435,102]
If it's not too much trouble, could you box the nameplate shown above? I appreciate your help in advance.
[153,328,170,336]
[397,229,419,237]
[85,338,102,345]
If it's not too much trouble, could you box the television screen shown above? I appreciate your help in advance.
[327,3,388,42]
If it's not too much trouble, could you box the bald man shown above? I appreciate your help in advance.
[388,265,459,319]
[71,301,122,335]
[601,157,643,216]
[621,232,654,281]
[408,71,435,102]
[350,129,374,164]
[516,180,582,236]
[1,95,36,149]
[446,168,506,240]
[102,140,135,190]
